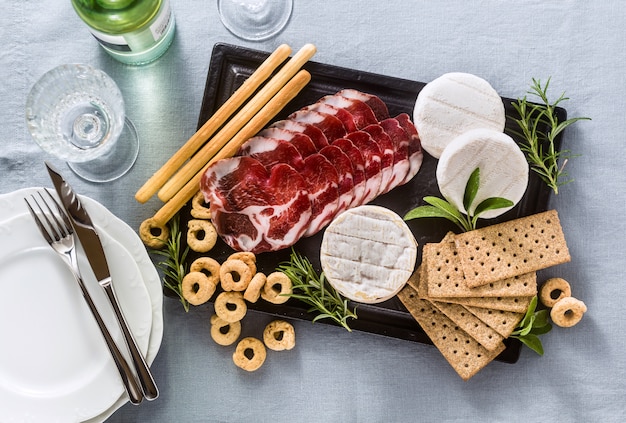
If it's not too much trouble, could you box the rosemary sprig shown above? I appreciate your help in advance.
[510,296,552,355]
[278,249,357,331]
[510,77,590,195]
[151,215,190,312]
[404,168,513,232]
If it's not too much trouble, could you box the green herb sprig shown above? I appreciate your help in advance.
[151,215,190,312]
[510,296,552,355]
[510,77,590,195]
[278,249,357,331]
[404,168,513,232]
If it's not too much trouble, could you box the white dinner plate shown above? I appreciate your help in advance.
[0,188,157,423]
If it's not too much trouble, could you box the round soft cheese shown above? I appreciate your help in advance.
[436,128,529,219]
[413,72,506,158]
[320,205,417,304]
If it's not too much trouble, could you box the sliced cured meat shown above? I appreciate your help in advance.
[332,138,367,208]
[271,119,329,150]
[257,127,317,158]
[396,113,424,184]
[337,89,390,121]
[380,117,411,189]
[304,102,358,133]
[361,124,395,195]
[345,131,383,204]
[318,95,378,129]
[201,156,312,253]
[300,153,340,237]
[319,144,355,216]
[239,137,304,171]
[288,110,347,143]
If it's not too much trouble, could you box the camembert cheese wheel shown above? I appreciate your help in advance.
[320,205,417,304]
[436,128,529,219]
[413,72,506,158]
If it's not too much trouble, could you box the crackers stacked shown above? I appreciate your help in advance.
[398,210,570,380]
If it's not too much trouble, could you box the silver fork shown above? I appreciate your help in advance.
[25,190,144,405]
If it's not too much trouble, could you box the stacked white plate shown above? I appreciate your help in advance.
[0,188,163,423]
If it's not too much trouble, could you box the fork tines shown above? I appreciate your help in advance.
[24,189,73,243]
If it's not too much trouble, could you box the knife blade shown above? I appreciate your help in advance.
[46,162,159,401]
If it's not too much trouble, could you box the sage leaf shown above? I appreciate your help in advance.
[463,167,480,212]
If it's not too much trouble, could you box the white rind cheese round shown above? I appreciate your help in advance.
[413,72,506,158]
[320,205,417,304]
[436,128,529,219]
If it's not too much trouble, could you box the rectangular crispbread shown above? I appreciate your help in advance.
[453,210,570,287]
[423,237,538,298]
[431,301,505,351]
[398,285,505,381]
[464,306,525,338]
[440,295,533,313]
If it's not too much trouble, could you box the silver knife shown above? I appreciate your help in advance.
[46,162,159,401]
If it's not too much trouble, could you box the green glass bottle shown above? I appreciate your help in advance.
[71,0,176,65]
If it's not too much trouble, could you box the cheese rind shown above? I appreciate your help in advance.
[320,205,417,304]
[413,72,506,158]
[436,128,528,219]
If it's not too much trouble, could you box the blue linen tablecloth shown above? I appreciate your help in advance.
[2,1,624,422]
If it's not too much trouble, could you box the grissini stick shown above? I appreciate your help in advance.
[134,44,292,203]
[152,69,312,225]
[157,43,317,203]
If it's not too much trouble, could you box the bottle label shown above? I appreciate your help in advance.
[87,0,172,53]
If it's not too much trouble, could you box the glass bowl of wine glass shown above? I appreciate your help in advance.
[25,64,139,183]
[217,0,293,41]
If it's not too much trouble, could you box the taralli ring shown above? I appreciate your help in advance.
[181,271,217,306]
[261,271,292,304]
[214,291,247,322]
[191,190,212,219]
[550,296,587,328]
[139,217,170,249]
[233,337,266,372]
[187,219,218,253]
[190,257,221,284]
[539,277,572,308]
[220,259,253,291]
[263,320,296,351]
[227,251,257,275]
[210,315,241,346]
[243,272,266,303]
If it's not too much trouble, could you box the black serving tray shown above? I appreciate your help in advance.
[176,43,566,364]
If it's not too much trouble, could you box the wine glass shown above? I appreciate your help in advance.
[25,64,139,183]
[217,0,293,41]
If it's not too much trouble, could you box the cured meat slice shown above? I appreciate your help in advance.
[380,117,411,189]
[257,127,317,158]
[201,156,312,253]
[300,153,340,237]
[239,137,304,170]
[332,138,367,208]
[396,113,424,184]
[318,95,378,129]
[288,110,347,143]
[271,119,329,150]
[361,123,395,195]
[319,144,355,216]
[303,102,358,133]
[345,131,383,204]
[337,89,390,121]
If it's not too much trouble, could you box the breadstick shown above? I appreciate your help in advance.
[134,44,292,203]
[152,69,312,225]
[157,43,317,203]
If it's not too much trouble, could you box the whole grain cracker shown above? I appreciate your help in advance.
[464,306,525,338]
[398,285,505,381]
[431,301,505,351]
[453,210,570,287]
[424,237,538,298]
[441,295,533,313]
